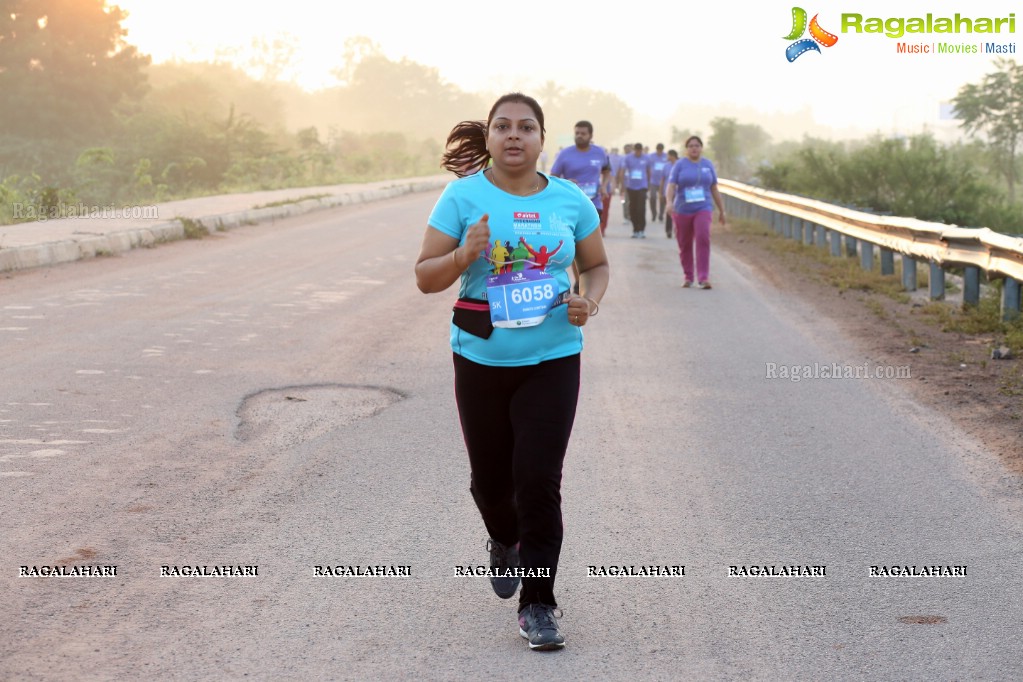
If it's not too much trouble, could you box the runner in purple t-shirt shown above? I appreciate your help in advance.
[647,143,669,224]
[618,143,650,237]
[550,120,611,234]
[666,135,726,289]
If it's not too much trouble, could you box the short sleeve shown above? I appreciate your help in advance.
[427,182,464,240]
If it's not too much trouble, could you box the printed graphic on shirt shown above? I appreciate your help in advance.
[481,211,571,274]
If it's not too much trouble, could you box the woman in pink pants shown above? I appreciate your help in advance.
[665,136,726,289]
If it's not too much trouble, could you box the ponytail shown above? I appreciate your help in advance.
[441,120,490,177]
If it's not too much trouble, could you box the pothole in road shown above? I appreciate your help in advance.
[235,384,404,449]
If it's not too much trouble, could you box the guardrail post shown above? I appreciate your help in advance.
[803,220,814,246]
[845,235,857,257]
[1003,278,1021,321]
[860,241,874,271]
[902,256,917,291]
[963,267,980,307]
[929,263,945,300]
[880,249,894,275]
[794,218,804,243]
[783,214,792,239]
[830,230,842,257]
[773,211,782,234]
[816,225,827,249]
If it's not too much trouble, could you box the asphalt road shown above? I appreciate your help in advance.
[3,191,1022,680]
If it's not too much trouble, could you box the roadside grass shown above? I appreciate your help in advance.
[177,217,209,239]
[730,217,1023,357]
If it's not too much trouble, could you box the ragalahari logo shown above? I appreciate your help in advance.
[784,7,839,61]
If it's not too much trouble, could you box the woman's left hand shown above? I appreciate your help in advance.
[566,295,594,327]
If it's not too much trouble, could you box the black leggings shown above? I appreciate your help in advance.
[453,352,580,607]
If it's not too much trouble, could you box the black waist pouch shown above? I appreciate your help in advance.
[452,298,494,339]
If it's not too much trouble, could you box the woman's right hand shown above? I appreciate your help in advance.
[455,214,491,270]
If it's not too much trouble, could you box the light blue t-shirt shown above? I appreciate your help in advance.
[668,157,718,214]
[428,171,600,367]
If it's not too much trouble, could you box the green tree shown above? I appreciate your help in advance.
[334,43,485,142]
[0,1,149,144]
[952,57,1023,201]
[707,117,771,181]
[145,61,288,134]
[670,126,700,147]
[758,134,1004,228]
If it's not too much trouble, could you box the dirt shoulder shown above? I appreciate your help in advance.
[714,218,1023,474]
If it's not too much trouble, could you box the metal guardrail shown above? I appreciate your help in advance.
[718,179,1023,320]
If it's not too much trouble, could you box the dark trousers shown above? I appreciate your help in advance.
[627,188,647,233]
[453,352,580,608]
[649,188,666,221]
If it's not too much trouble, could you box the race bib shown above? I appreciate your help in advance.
[579,182,598,198]
[684,186,706,203]
[486,270,560,328]
[630,169,644,180]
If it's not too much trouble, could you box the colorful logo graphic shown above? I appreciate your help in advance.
[784,7,839,61]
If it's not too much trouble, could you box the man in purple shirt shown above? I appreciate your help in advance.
[647,143,669,224]
[550,120,612,235]
[618,142,650,238]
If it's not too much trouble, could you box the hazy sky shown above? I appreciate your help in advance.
[116,0,1019,136]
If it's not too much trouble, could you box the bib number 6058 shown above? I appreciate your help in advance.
[511,283,555,305]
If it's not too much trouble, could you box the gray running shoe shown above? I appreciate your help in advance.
[486,539,520,599]
[518,603,565,651]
